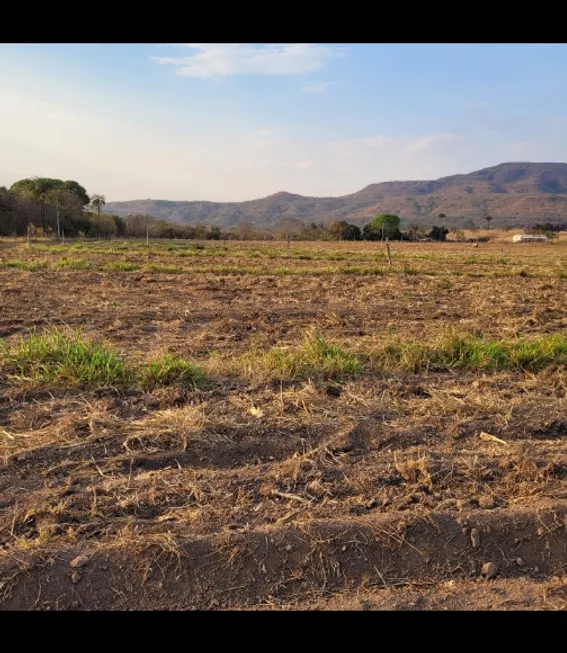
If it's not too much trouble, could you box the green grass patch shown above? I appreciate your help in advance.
[56,258,93,270]
[341,266,386,276]
[105,262,140,272]
[370,332,567,373]
[437,278,453,290]
[141,354,206,389]
[0,329,133,387]
[403,265,420,275]
[145,264,184,274]
[1,259,48,271]
[241,334,361,380]
[31,245,72,254]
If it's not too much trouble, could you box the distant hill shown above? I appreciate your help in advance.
[105,162,567,229]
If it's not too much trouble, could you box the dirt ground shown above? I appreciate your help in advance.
[1,237,567,610]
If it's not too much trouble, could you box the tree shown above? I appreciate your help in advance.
[47,188,87,238]
[10,177,91,236]
[429,225,449,241]
[364,213,401,241]
[61,180,90,206]
[329,220,346,241]
[113,215,126,237]
[90,213,117,238]
[485,214,493,231]
[344,223,361,241]
[300,222,330,241]
[328,220,361,241]
[10,177,58,234]
[0,186,19,236]
[438,213,447,219]
[463,218,479,233]
[91,194,106,216]
[194,223,208,240]
[274,218,305,240]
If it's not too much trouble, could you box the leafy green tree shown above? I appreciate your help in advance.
[0,186,19,236]
[61,181,90,206]
[10,177,58,234]
[113,215,126,237]
[344,223,361,240]
[363,213,401,240]
[10,177,91,235]
[208,226,221,240]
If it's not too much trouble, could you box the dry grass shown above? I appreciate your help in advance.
[1,236,567,610]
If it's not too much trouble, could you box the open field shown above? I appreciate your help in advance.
[1,235,567,610]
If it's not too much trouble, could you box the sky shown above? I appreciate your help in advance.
[1,43,567,202]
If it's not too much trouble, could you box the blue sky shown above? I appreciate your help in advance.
[1,43,567,202]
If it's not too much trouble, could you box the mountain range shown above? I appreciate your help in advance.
[105,162,567,230]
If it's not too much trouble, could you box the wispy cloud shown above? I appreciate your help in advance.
[153,44,341,78]
[302,81,332,93]
[2,84,564,203]
[404,132,460,152]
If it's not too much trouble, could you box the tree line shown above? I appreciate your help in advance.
[525,222,567,238]
[0,177,115,238]
[326,214,450,242]
[0,176,454,242]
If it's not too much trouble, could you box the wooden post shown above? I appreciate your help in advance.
[287,232,291,250]
[56,195,61,240]
[386,238,392,267]
[146,215,149,245]
[27,224,31,247]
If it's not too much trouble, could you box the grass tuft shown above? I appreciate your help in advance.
[241,333,361,380]
[145,264,184,274]
[141,354,207,389]
[0,329,132,387]
[105,262,140,272]
[370,331,567,373]
[1,260,48,271]
[56,258,93,270]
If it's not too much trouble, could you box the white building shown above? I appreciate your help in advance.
[512,234,549,243]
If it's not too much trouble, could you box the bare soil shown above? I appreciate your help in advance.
[1,238,567,610]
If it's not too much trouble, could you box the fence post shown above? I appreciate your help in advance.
[386,238,392,267]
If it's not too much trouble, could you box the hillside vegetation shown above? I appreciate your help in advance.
[105,162,567,229]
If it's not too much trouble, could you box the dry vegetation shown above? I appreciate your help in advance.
[1,233,567,611]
